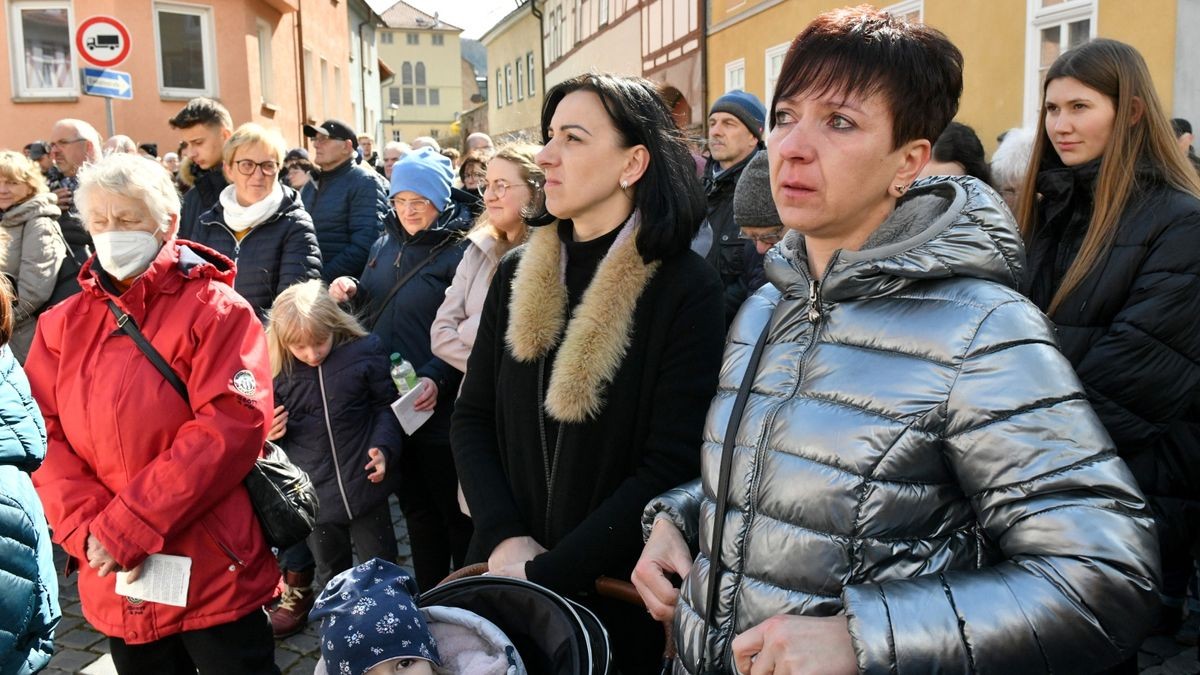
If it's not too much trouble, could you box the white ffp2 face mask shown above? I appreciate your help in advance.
[93,230,162,281]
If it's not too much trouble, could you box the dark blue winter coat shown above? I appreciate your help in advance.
[193,186,322,320]
[301,158,390,283]
[273,334,403,525]
[0,346,59,674]
[354,195,471,441]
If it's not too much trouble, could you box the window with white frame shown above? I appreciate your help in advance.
[303,48,315,118]
[9,1,76,98]
[432,34,444,46]
[155,2,217,97]
[320,57,329,119]
[764,42,789,115]
[505,64,513,105]
[527,52,536,96]
[496,68,503,108]
[256,20,274,105]
[598,0,609,25]
[406,33,419,45]
[334,66,342,108]
[517,58,525,101]
[389,87,400,106]
[381,31,394,44]
[430,88,440,106]
[882,0,923,23]
[724,59,745,93]
[1024,0,1096,126]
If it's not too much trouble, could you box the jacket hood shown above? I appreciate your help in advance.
[0,348,45,472]
[80,239,237,304]
[0,192,61,226]
[422,605,528,675]
[765,175,1025,303]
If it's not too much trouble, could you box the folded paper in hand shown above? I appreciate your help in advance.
[115,554,192,607]
[391,381,433,435]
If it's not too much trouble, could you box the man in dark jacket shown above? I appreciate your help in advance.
[170,97,234,240]
[302,120,390,282]
[358,134,385,176]
[701,90,766,324]
[48,118,101,263]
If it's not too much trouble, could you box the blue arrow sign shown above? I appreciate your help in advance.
[82,66,132,100]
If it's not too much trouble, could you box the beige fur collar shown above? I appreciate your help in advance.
[506,215,660,423]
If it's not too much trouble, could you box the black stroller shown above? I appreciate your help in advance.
[424,564,674,675]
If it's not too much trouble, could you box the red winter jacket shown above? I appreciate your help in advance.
[28,240,279,644]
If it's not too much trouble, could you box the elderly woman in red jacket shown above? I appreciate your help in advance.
[28,153,280,674]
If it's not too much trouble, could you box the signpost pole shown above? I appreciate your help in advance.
[105,97,115,137]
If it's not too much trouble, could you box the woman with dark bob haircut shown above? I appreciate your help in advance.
[452,72,725,670]
[633,7,1158,674]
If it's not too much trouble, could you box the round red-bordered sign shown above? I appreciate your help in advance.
[76,16,131,68]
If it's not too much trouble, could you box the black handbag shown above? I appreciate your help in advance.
[106,300,319,550]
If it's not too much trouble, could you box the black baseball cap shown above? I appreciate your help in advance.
[25,141,50,159]
[303,120,358,148]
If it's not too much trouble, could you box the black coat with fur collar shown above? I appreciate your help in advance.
[451,218,725,594]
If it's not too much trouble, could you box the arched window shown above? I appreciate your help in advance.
[401,62,413,85]
[415,62,426,86]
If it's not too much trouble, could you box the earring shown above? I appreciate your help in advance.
[620,179,629,191]
[894,184,907,196]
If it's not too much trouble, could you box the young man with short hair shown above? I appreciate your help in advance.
[169,97,233,240]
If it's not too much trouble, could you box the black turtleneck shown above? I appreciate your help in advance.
[558,219,626,310]
[1025,158,1101,310]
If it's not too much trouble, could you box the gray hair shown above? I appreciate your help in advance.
[75,153,181,234]
[54,118,103,159]
[411,136,441,152]
[990,127,1036,189]
[383,141,410,156]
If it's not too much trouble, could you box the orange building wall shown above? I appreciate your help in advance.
[0,0,339,154]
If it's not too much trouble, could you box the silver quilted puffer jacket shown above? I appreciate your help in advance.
[645,176,1160,674]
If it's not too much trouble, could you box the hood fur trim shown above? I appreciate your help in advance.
[506,217,659,423]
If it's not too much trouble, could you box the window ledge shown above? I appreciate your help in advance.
[261,101,280,115]
[12,95,79,103]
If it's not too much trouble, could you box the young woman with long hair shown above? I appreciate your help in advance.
[1018,38,1200,640]
[451,73,725,671]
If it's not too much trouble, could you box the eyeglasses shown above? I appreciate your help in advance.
[394,197,433,212]
[738,227,786,245]
[234,159,280,176]
[50,138,86,148]
[481,180,529,199]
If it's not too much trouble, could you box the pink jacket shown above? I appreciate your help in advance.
[431,227,502,374]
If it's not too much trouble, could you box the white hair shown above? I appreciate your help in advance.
[75,153,181,234]
[990,127,1036,189]
[54,118,103,158]
[411,136,441,152]
[466,132,494,150]
[383,141,410,156]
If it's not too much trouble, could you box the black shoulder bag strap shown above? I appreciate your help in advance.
[106,301,190,405]
[364,236,455,329]
[696,317,773,675]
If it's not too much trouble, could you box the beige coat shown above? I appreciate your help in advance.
[431,226,503,374]
[0,193,65,360]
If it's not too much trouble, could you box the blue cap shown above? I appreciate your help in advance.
[310,559,441,675]
[389,146,454,210]
[710,90,767,140]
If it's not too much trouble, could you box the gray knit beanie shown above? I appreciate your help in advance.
[733,151,780,228]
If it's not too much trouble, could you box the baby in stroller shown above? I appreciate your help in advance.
[311,559,525,675]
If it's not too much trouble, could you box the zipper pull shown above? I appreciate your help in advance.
[807,279,822,323]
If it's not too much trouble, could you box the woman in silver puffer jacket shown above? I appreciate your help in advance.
[633,8,1159,675]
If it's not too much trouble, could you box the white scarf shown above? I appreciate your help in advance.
[219,182,284,232]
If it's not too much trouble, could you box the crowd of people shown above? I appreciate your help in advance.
[1,6,1199,675]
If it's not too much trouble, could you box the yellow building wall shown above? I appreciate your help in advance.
[484,11,544,139]
[379,28,463,142]
[707,0,1181,155]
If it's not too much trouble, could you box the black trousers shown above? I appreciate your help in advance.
[108,608,278,675]
[396,434,473,592]
[308,499,399,590]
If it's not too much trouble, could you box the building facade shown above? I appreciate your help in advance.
[641,0,704,135]
[348,0,386,145]
[542,0,642,90]
[0,0,352,152]
[377,0,464,145]
[481,1,542,142]
[706,0,1199,152]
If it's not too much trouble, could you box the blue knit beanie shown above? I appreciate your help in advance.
[310,559,441,675]
[710,90,767,140]
[389,146,454,210]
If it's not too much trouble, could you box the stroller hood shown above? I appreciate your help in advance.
[420,575,611,675]
[423,605,528,675]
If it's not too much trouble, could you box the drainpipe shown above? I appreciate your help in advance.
[358,16,371,136]
[531,0,546,101]
[297,4,309,126]
[699,0,708,120]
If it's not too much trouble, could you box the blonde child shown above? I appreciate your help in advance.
[268,280,402,590]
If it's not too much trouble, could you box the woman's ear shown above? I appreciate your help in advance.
[619,145,651,190]
[164,212,180,241]
[892,138,932,192]
[1129,96,1145,127]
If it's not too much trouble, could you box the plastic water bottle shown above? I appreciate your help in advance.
[389,353,417,395]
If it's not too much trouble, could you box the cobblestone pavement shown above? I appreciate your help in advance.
[41,497,1200,674]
